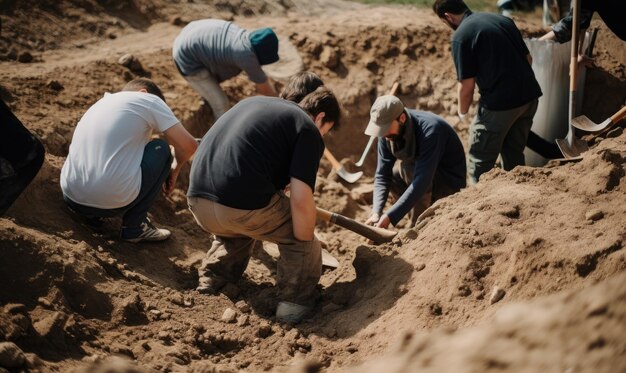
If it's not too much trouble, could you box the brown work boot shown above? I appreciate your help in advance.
[196,273,227,295]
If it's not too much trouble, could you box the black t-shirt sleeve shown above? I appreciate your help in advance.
[452,39,477,81]
[289,126,324,191]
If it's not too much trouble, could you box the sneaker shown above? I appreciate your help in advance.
[275,301,312,324]
[121,219,170,243]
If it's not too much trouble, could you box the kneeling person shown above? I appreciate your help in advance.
[188,87,341,324]
[61,78,198,242]
[365,95,466,229]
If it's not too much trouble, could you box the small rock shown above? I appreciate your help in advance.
[170,16,186,26]
[403,229,418,240]
[221,308,237,323]
[490,286,506,304]
[46,80,64,91]
[415,263,426,271]
[237,315,250,327]
[149,309,162,317]
[346,343,358,353]
[17,51,33,63]
[157,331,171,341]
[0,342,26,368]
[183,297,194,307]
[169,293,184,306]
[429,303,443,316]
[235,300,250,313]
[585,210,604,222]
[257,322,272,338]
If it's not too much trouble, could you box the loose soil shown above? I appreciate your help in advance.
[1,1,625,372]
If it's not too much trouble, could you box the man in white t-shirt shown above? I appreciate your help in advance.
[61,78,198,242]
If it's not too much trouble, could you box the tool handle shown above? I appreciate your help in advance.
[355,81,400,167]
[316,207,397,244]
[355,136,375,167]
[323,148,342,171]
[610,106,626,124]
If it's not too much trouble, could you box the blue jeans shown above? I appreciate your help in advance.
[64,139,172,233]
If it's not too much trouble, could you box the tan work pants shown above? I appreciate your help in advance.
[188,193,321,306]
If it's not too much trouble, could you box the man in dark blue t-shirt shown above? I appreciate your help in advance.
[364,95,466,229]
[433,0,542,184]
[188,88,341,324]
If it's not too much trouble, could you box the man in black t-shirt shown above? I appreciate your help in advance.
[433,0,542,184]
[188,88,341,324]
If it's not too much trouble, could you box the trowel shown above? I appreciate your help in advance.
[324,148,363,183]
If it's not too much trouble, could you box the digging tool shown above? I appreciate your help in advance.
[263,244,339,269]
[316,207,397,244]
[572,106,626,133]
[355,82,399,168]
[555,0,590,159]
[324,148,363,183]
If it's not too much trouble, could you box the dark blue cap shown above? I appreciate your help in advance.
[249,28,279,65]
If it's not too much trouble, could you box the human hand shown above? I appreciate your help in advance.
[375,214,391,229]
[163,167,179,196]
[577,54,595,69]
[365,213,380,226]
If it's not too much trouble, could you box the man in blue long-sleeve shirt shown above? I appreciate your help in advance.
[364,95,467,229]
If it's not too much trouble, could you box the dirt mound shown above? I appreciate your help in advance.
[0,1,625,372]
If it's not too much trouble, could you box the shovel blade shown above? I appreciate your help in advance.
[571,115,611,132]
[555,136,589,159]
[336,168,363,184]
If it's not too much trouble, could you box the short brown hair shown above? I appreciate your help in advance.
[122,78,166,102]
[432,0,469,18]
[299,86,341,131]
[279,71,324,103]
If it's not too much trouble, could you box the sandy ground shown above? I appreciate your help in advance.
[0,0,625,372]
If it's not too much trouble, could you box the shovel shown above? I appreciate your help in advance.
[316,207,397,244]
[263,243,339,269]
[355,82,399,167]
[572,106,626,133]
[555,0,589,159]
[324,148,363,183]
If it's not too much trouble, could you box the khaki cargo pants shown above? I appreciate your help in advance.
[188,193,321,306]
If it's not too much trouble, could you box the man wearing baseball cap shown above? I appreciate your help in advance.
[173,19,279,120]
[364,95,467,228]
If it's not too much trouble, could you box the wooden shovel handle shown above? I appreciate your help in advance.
[610,106,626,124]
[323,148,342,171]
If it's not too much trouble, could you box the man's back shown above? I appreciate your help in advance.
[452,12,542,110]
[188,96,324,210]
[172,19,266,83]
[61,91,178,209]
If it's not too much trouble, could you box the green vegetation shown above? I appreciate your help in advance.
[353,0,497,12]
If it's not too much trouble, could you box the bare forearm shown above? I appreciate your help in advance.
[290,178,316,241]
[457,79,475,114]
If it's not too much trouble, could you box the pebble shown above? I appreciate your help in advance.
[46,80,64,91]
[17,51,33,63]
[235,300,250,313]
[490,286,506,304]
[257,322,272,338]
[221,308,237,323]
[415,263,426,271]
[237,315,250,327]
[585,210,604,222]
[0,342,26,368]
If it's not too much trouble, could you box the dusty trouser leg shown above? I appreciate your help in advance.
[183,69,230,119]
[197,236,260,291]
[467,104,524,184]
[276,238,322,307]
[391,160,432,227]
[500,99,538,171]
